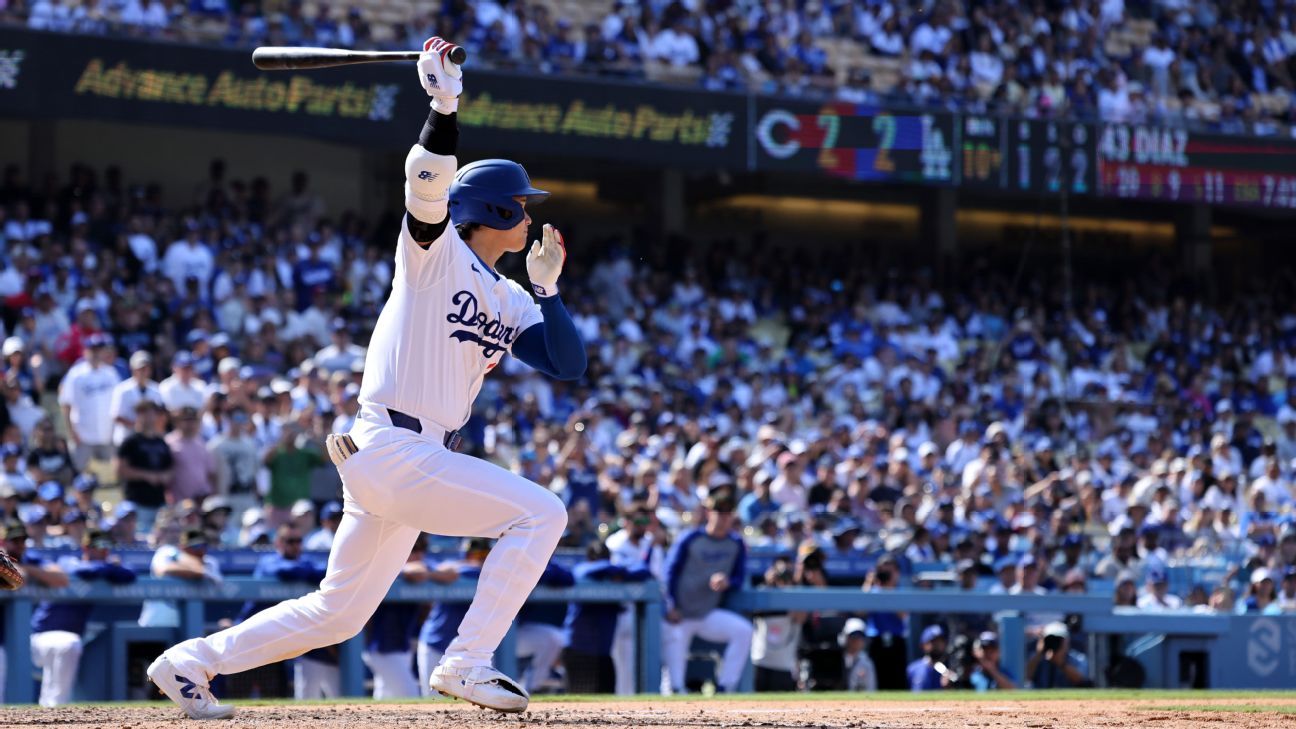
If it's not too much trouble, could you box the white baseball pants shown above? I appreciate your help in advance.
[416,643,444,697]
[164,408,568,684]
[662,608,753,694]
[31,630,83,707]
[517,622,566,692]
[362,650,420,699]
[294,656,340,699]
[611,608,636,694]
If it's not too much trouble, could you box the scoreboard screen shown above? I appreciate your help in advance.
[753,99,955,184]
[960,115,1095,195]
[1097,124,1296,209]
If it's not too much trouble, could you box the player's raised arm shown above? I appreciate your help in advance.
[510,223,587,381]
[405,37,463,247]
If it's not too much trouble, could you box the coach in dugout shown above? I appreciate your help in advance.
[662,488,752,695]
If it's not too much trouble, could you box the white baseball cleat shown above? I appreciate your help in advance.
[430,664,530,713]
[147,654,235,720]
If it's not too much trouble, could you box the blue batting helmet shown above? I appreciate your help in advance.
[448,159,549,230]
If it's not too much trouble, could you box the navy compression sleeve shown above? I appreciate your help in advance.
[511,295,587,380]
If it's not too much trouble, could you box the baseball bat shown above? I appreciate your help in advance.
[252,45,466,71]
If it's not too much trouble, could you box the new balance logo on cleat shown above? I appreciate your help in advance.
[176,675,197,699]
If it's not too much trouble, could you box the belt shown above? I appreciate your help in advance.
[387,408,463,452]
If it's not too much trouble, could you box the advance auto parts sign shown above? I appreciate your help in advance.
[456,71,742,168]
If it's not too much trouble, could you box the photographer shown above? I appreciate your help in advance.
[1025,622,1090,688]
[907,624,949,691]
[863,555,908,689]
[968,631,1017,690]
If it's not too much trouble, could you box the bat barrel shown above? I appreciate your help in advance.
[253,46,466,70]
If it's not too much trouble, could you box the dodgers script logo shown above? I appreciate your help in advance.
[446,290,515,358]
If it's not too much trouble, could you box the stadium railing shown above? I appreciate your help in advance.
[4,580,1292,702]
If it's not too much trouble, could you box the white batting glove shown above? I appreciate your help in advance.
[526,224,566,297]
[418,36,463,114]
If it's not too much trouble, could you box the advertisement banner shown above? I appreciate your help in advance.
[0,28,746,168]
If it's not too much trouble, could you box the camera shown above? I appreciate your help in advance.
[1043,634,1064,653]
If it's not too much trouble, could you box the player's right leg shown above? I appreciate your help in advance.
[149,502,419,719]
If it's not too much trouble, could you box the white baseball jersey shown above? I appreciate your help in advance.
[58,361,122,446]
[359,220,542,430]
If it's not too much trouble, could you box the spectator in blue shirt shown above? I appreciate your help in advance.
[238,525,332,698]
[907,624,949,691]
[416,537,489,696]
[968,631,1018,690]
[564,540,653,694]
[30,527,135,707]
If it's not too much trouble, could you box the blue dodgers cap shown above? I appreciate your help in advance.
[173,350,195,367]
[920,624,945,644]
[114,500,138,519]
[37,481,63,502]
[0,443,21,459]
[994,556,1016,573]
[18,503,47,525]
[73,473,98,492]
[320,501,343,521]
[187,329,209,345]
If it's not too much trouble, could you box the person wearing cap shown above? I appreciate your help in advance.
[604,501,666,695]
[749,564,803,692]
[54,301,103,366]
[2,335,39,401]
[737,470,779,526]
[26,419,74,487]
[263,421,325,528]
[108,350,164,447]
[769,451,811,513]
[1094,525,1142,580]
[968,631,1017,690]
[1276,566,1296,611]
[562,538,654,694]
[159,351,207,413]
[236,525,335,697]
[304,501,343,551]
[417,538,497,695]
[1136,567,1183,610]
[362,535,439,699]
[662,489,752,695]
[1025,621,1089,688]
[1,443,36,499]
[166,405,217,505]
[314,318,367,374]
[30,527,136,706]
[58,331,122,470]
[837,616,877,691]
[907,624,949,691]
[207,407,259,513]
[0,523,70,703]
[1240,567,1282,614]
[115,399,174,532]
[140,527,223,627]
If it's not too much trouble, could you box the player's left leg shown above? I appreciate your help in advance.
[415,642,444,698]
[611,609,636,694]
[152,503,419,717]
[662,617,703,694]
[694,608,753,693]
[294,657,339,699]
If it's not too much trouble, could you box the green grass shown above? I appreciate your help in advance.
[56,689,1296,709]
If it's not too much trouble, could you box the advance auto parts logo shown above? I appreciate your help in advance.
[73,58,398,120]
[458,91,734,149]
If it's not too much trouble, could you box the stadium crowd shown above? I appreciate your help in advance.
[1,153,1296,700]
[5,0,1296,135]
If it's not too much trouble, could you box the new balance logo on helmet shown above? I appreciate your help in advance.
[418,170,439,181]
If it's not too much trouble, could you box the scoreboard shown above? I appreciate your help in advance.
[959,116,1095,195]
[1097,123,1296,209]
[753,99,955,184]
[746,94,1292,212]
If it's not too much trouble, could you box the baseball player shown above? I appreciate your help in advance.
[661,489,753,695]
[148,36,586,718]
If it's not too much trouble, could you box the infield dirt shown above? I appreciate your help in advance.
[5,697,1296,729]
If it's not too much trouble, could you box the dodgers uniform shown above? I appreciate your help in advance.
[662,527,752,694]
[151,36,585,718]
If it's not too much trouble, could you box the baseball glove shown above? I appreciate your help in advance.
[0,548,25,591]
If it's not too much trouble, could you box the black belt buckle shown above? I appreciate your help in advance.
[444,431,463,452]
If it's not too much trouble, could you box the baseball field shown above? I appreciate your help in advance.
[14,691,1296,728]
